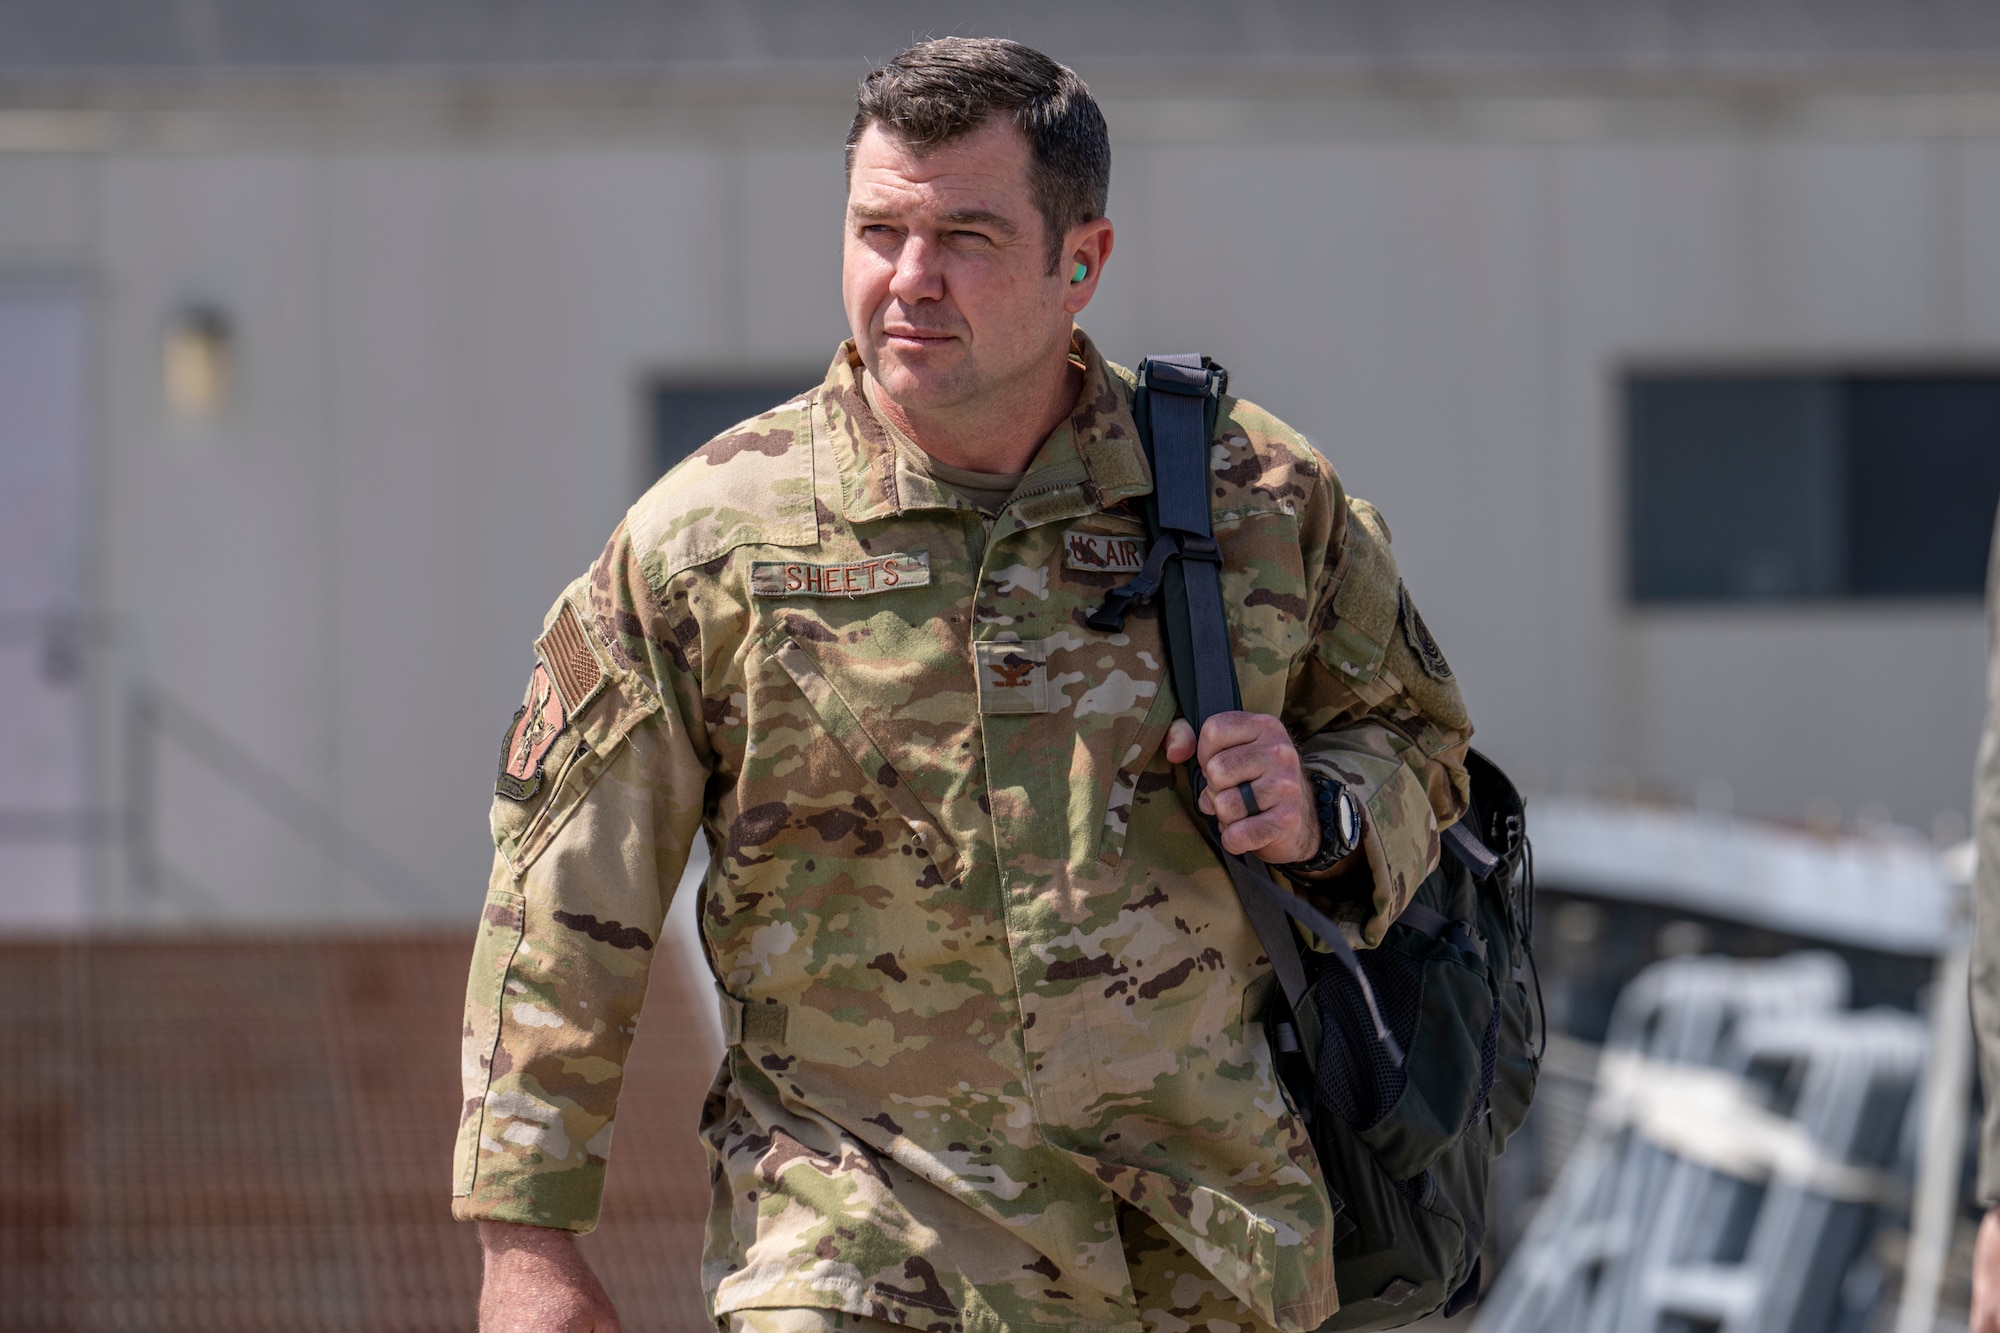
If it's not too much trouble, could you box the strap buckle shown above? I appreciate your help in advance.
[1087,532,1215,632]
[1141,354,1230,399]
[1085,585,1145,634]
[1178,534,1220,564]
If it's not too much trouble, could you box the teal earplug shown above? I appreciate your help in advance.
[1072,261,1088,283]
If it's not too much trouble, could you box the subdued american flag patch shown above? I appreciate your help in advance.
[536,600,606,716]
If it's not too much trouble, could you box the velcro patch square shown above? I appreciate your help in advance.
[1063,531,1146,574]
[750,552,930,598]
[975,639,1048,715]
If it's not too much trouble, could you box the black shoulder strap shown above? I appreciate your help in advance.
[1104,355,1403,1067]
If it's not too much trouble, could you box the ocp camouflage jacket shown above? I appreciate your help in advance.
[452,332,1472,1333]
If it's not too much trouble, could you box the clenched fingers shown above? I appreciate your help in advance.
[1165,712,1319,864]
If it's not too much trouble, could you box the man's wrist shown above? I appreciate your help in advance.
[1282,770,1362,877]
[479,1219,582,1257]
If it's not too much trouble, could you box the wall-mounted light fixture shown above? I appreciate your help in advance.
[164,304,232,422]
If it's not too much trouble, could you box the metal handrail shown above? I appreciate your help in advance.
[0,611,432,915]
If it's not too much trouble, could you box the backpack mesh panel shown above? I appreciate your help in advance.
[1465,986,1502,1131]
[1309,941,1424,1132]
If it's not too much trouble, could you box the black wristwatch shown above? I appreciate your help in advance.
[1284,770,1362,876]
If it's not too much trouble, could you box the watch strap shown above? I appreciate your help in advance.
[1283,770,1359,876]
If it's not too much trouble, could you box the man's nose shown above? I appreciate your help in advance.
[889,235,945,303]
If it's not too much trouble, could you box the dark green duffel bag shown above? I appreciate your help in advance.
[1283,750,1541,1328]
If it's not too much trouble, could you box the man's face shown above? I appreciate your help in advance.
[843,118,1082,423]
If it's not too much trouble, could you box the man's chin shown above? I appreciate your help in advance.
[872,351,972,411]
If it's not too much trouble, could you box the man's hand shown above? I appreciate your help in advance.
[1975,1209,2000,1333]
[1165,712,1321,864]
[478,1220,623,1333]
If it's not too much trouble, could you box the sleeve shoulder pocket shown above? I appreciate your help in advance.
[490,604,664,874]
[1314,498,1399,693]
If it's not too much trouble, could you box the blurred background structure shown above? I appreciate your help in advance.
[3,1,2000,1329]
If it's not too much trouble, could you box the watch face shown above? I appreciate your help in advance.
[1337,791,1360,847]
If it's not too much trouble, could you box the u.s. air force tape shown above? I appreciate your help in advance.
[750,552,930,598]
[1063,532,1145,574]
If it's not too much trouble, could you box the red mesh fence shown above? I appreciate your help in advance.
[0,933,714,1331]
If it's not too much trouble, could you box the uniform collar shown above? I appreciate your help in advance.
[820,330,1153,529]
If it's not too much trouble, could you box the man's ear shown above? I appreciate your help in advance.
[1061,217,1115,315]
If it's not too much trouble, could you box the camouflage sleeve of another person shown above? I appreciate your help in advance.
[1283,468,1472,947]
[451,525,711,1231]
[1971,500,2000,1206]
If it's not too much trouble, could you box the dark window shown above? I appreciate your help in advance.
[648,378,816,486]
[1626,371,2000,603]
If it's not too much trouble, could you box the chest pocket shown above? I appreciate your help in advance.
[973,517,1176,870]
[756,622,966,889]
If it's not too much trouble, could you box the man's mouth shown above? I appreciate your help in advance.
[883,328,956,345]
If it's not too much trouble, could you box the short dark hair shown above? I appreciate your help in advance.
[846,37,1110,273]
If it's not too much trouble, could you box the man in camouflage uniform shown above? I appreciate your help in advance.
[457,37,1471,1333]
[1972,500,2000,1333]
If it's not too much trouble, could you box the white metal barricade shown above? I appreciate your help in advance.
[1473,953,1922,1333]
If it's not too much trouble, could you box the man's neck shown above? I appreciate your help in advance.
[869,350,1084,476]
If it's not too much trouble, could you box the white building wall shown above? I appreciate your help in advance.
[1097,118,1997,833]
[0,86,1989,923]
[0,280,93,926]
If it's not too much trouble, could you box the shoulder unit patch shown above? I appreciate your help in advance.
[1398,581,1453,682]
[497,664,565,801]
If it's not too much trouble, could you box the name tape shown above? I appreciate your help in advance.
[1064,532,1146,574]
[751,551,930,599]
